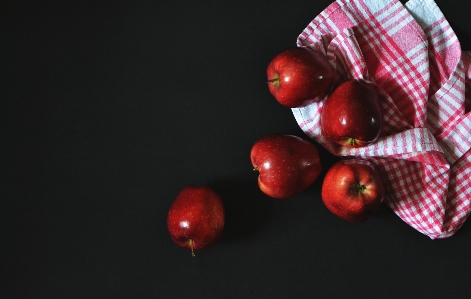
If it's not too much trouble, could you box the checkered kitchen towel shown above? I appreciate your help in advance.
[292,0,471,238]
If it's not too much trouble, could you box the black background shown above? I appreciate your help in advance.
[2,1,471,298]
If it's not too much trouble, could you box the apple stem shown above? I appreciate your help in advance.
[189,239,195,257]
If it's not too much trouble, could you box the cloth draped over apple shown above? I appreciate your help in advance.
[291,0,471,239]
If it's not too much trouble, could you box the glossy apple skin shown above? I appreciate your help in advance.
[250,134,322,199]
[267,47,335,108]
[320,79,383,147]
[321,159,384,222]
[167,185,225,254]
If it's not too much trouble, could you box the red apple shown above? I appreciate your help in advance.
[321,159,384,222]
[320,79,383,147]
[250,134,322,199]
[267,47,335,108]
[167,185,225,256]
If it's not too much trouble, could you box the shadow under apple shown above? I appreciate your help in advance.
[372,203,397,219]
[208,178,274,244]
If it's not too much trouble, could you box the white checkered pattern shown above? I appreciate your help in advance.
[292,0,471,238]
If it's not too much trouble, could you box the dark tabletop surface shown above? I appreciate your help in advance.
[2,1,471,298]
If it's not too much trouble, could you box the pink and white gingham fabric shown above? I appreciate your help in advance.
[292,0,471,238]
